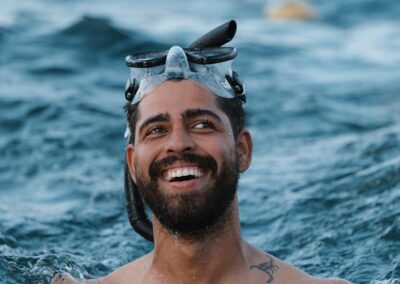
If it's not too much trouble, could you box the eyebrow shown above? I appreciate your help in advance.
[181,108,222,122]
[138,113,170,135]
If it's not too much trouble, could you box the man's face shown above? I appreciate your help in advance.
[126,80,251,238]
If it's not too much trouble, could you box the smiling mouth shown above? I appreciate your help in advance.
[163,167,204,182]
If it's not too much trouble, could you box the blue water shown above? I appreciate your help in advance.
[1,0,400,283]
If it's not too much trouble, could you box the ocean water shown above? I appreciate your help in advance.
[1,0,400,283]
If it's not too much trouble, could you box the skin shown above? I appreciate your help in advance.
[52,80,351,284]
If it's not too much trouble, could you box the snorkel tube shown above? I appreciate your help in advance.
[188,20,236,48]
[124,20,238,242]
[124,161,154,241]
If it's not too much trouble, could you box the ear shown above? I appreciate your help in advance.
[236,128,253,173]
[126,144,137,183]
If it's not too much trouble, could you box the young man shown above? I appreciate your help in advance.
[53,45,351,283]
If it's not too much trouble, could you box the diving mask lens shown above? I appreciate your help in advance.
[126,47,236,68]
[126,50,168,68]
[185,47,236,64]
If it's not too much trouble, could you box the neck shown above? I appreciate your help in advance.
[149,201,249,283]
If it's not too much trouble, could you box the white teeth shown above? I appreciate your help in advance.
[165,167,203,181]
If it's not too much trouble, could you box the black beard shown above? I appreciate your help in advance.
[135,152,239,241]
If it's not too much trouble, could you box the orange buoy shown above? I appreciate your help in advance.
[265,1,315,20]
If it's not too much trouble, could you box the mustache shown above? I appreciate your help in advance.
[149,153,218,178]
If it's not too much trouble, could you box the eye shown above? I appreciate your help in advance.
[146,126,166,136]
[192,120,216,130]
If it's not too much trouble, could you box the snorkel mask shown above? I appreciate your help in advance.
[124,20,244,242]
[124,46,245,105]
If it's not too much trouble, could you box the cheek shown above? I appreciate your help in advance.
[223,138,239,164]
[200,137,236,163]
[133,145,156,172]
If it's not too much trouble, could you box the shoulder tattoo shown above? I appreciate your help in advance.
[249,254,280,283]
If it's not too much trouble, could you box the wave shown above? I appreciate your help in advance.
[0,27,10,43]
[371,280,400,284]
[317,0,400,26]
[0,254,89,284]
[46,15,168,59]
[56,15,131,49]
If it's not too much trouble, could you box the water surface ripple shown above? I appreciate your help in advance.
[1,1,399,283]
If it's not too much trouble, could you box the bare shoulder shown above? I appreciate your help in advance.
[51,254,150,284]
[248,247,351,284]
[97,253,151,284]
[272,256,352,284]
[51,272,109,284]
[271,257,352,284]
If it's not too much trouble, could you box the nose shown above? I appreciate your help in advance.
[165,124,196,154]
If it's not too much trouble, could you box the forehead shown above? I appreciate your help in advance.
[137,80,222,120]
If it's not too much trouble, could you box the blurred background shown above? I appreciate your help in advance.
[1,0,400,283]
